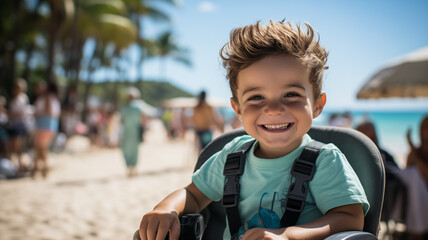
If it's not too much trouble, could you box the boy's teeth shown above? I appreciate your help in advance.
[264,123,290,130]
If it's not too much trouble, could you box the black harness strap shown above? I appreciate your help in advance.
[281,140,325,227]
[222,140,255,237]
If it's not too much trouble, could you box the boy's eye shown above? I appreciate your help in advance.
[248,95,264,101]
[284,92,301,98]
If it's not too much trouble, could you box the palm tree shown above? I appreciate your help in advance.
[153,31,191,81]
[45,0,74,84]
[122,0,176,89]
[64,0,137,90]
[76,0,138,120]
[0,0,65,98]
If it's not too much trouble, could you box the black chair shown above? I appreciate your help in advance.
[134,126,385,240]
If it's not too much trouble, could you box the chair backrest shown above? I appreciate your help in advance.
[195,126,385,239]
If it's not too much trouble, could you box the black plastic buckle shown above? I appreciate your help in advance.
[222,194,240,208]
[223,152,245,176]
[290,158,315,181]
[286,177,309,212]
[222,177,240,207]
[285,193,306,212]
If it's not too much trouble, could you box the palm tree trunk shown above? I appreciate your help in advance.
[136,18,143,91]
[46,0,66,84]
[81,77,94,123]
[65,0,81,88]
[22,42,35,82]
[71,38,84,90]
[112,79,120,110]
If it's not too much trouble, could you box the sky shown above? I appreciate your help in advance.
[134,0,428,111]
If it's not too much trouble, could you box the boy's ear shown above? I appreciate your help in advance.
[230,98,242,120]
[313,93,326,118]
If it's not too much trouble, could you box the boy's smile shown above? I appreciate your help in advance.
[231,54,325,159]
[261,123,293,131]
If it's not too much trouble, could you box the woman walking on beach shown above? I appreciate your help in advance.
[32,81,61,178]
[120,87,145,177]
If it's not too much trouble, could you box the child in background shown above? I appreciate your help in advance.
[139,20,369,240]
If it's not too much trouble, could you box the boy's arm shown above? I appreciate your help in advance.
[139,183,211,240]
[243,203,364,240]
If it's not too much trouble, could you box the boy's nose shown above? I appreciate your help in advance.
[264,101,285,115]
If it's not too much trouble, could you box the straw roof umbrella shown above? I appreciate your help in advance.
[357,46,428,99]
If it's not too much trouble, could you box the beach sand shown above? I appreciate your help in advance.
[0,119,198,240]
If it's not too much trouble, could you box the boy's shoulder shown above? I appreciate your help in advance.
[318,142,344,156]
[222,134,255,153]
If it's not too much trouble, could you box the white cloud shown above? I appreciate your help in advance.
[198,1,217,12]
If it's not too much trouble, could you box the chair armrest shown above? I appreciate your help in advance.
[132,213,205,240]
[324,231,378,240]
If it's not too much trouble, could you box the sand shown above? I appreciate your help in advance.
[0,119,198,240]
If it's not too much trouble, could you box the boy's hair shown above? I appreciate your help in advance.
[220,20,328,101]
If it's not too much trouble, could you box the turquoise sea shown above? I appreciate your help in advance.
[314,110,427,166]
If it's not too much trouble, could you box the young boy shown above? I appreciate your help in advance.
[139,20,369,240]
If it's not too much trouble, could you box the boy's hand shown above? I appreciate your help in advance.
[138,183,211,240]
[242,228,288,240]
[139,210,180,240]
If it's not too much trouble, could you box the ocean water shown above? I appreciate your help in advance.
[314,110,427,165]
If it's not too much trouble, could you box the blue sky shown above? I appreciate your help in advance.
[135,0,428,111]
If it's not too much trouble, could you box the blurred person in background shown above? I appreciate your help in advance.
[120,87,145,177]
[328,112,352,128]
[403,115,428,239]
[356,120,409,239]
[407,115,428,184]
[359,117,428,239]
[86,106,101,147]
[170,108,187,141]
[356,120,398,168]
[0,96,8,158]
[32,81,60,178]
[178,108,188,140]
[7,78,30,173]
[61,85,78,137]
[161,108,174,140]
[98,104,110,147]
[106,107,121,148]
[191,90,223,151]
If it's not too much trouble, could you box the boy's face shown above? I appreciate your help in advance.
[231,55,325,159]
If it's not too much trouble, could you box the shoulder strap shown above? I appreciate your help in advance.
[222,139,256,238]
[280,140,325,227]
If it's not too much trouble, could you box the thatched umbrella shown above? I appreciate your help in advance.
[357,46,428,99]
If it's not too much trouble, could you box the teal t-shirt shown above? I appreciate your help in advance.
[192,134,369,239]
